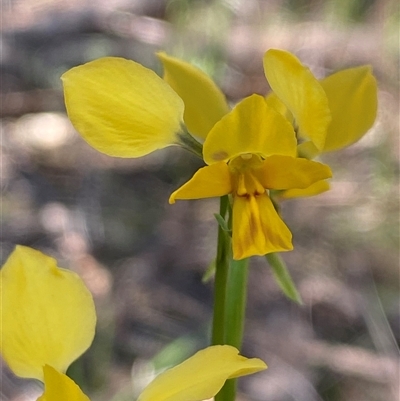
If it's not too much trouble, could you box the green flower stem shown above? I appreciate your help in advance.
[212,195,230,346]
[212,197,249,401]
[218,257,249,401]
[225,258,249,348]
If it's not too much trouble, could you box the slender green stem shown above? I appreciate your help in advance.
[217,257,249,401]
[213,197,249,401]
[225,258,249,348]
[212,196,230,345]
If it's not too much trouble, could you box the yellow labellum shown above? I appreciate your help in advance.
[138,345,266,401]
[0,246,96,381]
[37,365,90,401]
[157,52,229,139]
[62,57,184,157]
[232,194,293,259]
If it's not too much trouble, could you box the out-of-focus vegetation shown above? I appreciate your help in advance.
[1,0,398,400]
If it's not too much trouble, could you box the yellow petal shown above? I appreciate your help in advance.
[169,162,232,203]
[256,155,332,190]
[263,49,331,150]
[265,92,290,119]
[37,365,90,401]
[321,66,378,152]
[137,345,266,401]
[157,52,229,139]
[232,194,293,260]
[0,246,96,381]
[281,180,330,199]
[203,94,296,165]
[62,57,184,158]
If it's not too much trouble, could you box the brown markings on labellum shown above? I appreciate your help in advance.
[244,196,262,252]
[212,151,229,161]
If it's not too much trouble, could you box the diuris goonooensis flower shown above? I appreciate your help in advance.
[61,49,376,259]
[169,94,332,260]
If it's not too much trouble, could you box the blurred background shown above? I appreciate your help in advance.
[1,0,399,400]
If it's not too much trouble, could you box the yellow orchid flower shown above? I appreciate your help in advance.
[170,94,332,260]
[1,246,266,400]
[62,50,375,258]
[263,52,377,199]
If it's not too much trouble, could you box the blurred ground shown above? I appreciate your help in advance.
[1,0,399,400]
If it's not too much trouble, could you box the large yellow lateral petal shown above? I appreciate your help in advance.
[169,162,232,203]
[263,49,331,150]
[232,194,293,260]
[257,155,332,190]
[62,57,184,158]
[0,246,96,381]
[281,180,330,199]
[137,345,266,401]
[157,52,229,139]
[321,66,378,152]
[37,365,90,401]
[204,94,296,165]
